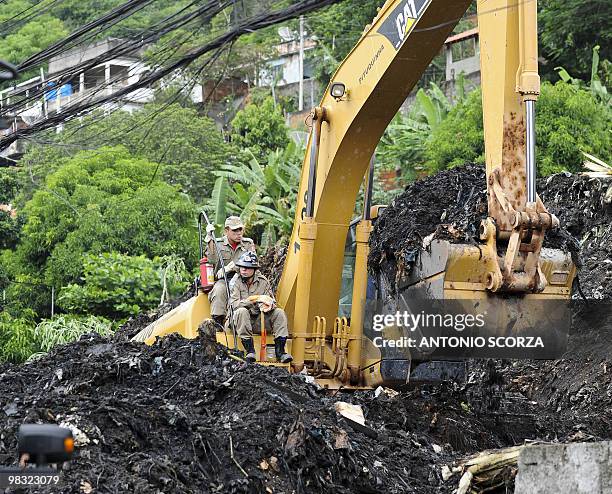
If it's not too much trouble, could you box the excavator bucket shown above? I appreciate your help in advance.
[132,293,211,345]
[359,239,576,388]
[398,239,575,349]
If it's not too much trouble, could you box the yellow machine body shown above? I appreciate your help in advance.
[133,0,576,389]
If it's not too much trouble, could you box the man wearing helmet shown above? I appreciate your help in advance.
[229,251,293,364]
[205,216,256,327]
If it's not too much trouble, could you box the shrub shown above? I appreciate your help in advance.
[34,315,113,353]
[423,82,611,175]
[230,97,290,161]
[59,252,189,318]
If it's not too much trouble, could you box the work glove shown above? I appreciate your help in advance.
[204,223,216,243]
[247,295,276,312]
[216,261,235,279]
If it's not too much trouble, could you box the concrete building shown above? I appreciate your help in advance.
[0,38,202,164]
[444,27,480,86]
[259,34,321,113]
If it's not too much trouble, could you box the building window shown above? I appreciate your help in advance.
[451,37,477,61]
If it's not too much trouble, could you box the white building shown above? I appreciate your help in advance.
[0,38,201,163]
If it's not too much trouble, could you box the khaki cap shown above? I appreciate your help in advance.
[224,216,244,230]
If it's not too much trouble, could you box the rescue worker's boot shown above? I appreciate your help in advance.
[241,338,256,363]
[212,315,225,332]
[274,337,293,363]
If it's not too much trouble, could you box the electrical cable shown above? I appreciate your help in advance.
[0,0,342,149]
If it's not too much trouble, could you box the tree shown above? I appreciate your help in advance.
[4,146,198,316]
[59,252,189,319]
[230,96,290,162]
[377,81,467,179]
[539,0,611,81]
[423,82,611,175]
[423,89,484,172]
[17,103,237,204]
[304,0,380,86]
[0,1,67,81]
[206,140,303,247]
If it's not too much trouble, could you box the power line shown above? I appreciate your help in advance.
[0,0,342,149]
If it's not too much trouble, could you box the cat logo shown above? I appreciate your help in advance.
[377,0,428,50]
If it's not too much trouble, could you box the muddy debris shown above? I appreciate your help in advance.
[0,331,547,494]
[369,163,611,299]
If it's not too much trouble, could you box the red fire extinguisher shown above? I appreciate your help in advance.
[199,257,215,293]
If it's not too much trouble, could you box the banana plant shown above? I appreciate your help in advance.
[556,45,609,105]
[205,141,304,248]
[378,80,459,179]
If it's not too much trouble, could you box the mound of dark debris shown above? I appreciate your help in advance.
[369,163,488,281]
[0,330,559,494]
[368,164,612,488]
[369,164,612,299]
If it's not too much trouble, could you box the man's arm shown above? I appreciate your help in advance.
[229,281,254,310]
[205,239,219,267]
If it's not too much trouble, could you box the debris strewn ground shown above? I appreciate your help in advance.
[1,164,610,493]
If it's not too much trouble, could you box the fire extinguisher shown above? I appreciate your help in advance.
[199,257,215,293]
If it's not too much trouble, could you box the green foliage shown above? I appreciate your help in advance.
[424,89,484,172]
[535,81,611,175]
[34,314,113,353]
[0,168,19,204]
[206,141,303,247]
[539,0,611,81]
[59,252,188,318]
[377,82,463,178]
[230,97,290,162]
[423,82,611,175]
[0,310,36,363]
[0,311,113,363]
[0,169,22,249]
[556,46,610,106]
[5,146,197,315]
[0,0,67,72]
[18,104,236,204]
[52,0,192,36]
[0,211,22,250]
[305,0,380,86]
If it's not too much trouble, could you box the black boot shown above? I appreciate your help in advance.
[274,337,293,363]
[241,338,256,363]
[212,315,225,331]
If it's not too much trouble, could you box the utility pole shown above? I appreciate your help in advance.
[298,15,304,112]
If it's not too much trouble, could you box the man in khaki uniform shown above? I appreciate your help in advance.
[205,216,255,326]
[229,251,292,364]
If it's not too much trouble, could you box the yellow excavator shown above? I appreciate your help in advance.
[133,0,576,388]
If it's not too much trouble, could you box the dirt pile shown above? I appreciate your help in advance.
[539,172,612,298]
[369,164,612,299]
[0,331,559,494]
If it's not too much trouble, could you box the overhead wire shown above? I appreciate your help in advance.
[18,0,158,71]
[0,0,66,36]
[0,0,342,149]
[1,0,229,115]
